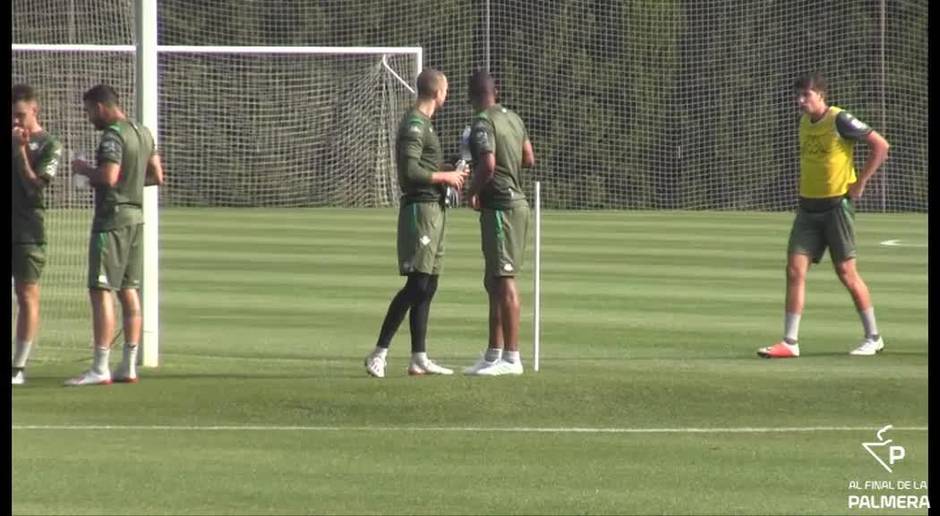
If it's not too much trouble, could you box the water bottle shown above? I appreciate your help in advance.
[71,151,91,189]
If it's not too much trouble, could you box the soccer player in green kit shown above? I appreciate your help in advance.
[363,69,469,378]
[11,84,63,385]
[462,70,536,376]
[758,72,890,359]
[66,84,164,386]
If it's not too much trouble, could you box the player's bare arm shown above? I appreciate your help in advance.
[467,151,496,199]
[73,159,120,187]
[431,169,468,189]
[522,139,536,168]
[146,153,165,186]
[848,130,890,200]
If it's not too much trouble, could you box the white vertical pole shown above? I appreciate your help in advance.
[416,48,423,84]
[878,0,887,213]
[484,0,491,73]
[137,0,159,367]
[533,181,541,372]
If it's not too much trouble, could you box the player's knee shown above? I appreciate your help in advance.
[500,279,520,308]
[786,262,807,283]
[405,274,433,302]
[834,261,860,285]
[15,283,39,307]
[117,290,142,315]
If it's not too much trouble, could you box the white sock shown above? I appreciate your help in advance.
[484,347,502,362]
[411,351,428,364]
[783,312,801,344]
[859,307,879,338]
[122,343,139,377]
[372,347,388,359]
[92,347,111,375]
[504,351,521,363]
[12,340,32,369]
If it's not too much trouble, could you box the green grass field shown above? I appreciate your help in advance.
[12,208,928,515]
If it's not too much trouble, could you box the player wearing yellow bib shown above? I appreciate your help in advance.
[758,73,890,359]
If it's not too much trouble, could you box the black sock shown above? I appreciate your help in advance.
[409,275,438,353]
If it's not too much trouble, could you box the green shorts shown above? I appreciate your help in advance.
[787,198,857,264]
[12,243,46,284]
[88,223,144,290]
[397,202,446,275]
[480,200,530,277]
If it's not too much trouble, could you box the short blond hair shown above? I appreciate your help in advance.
[416,69,446,100]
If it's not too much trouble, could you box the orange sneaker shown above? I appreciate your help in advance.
[757,341,800,358]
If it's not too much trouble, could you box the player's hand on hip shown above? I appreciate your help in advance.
[848,181,866,201]
[469,195,481,211]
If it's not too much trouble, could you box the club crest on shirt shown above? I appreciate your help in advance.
[473,129,488,147]
[102,140,121,155]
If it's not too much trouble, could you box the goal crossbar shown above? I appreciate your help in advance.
[13,44,422,56]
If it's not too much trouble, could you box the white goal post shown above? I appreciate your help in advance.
[13,0,422,367]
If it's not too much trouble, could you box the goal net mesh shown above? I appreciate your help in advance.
[11,0,927,357]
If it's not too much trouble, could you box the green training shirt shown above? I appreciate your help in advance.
[468,104,528,209]
[92,119,155,231]
[12,131,62,244]
[396,107,443,204]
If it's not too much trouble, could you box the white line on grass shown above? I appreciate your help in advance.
[11,425,929,433]
[880,239,928,248]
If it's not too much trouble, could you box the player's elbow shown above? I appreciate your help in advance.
[28,176,48,190]
[523,154,536,168]
[407,168,433,185]
[146,168,165,187]
[871,133,890,154]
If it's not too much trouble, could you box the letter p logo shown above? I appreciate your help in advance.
[889,445,906,465]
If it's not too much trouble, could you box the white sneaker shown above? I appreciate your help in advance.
[408,359,454,376]
[364,354,386,378]
[850,336,885,356]
[12,370,25,386]
[64,369,112,386]
[473,358,524,376]
[463,355,498,375]
[112,366,139,384]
